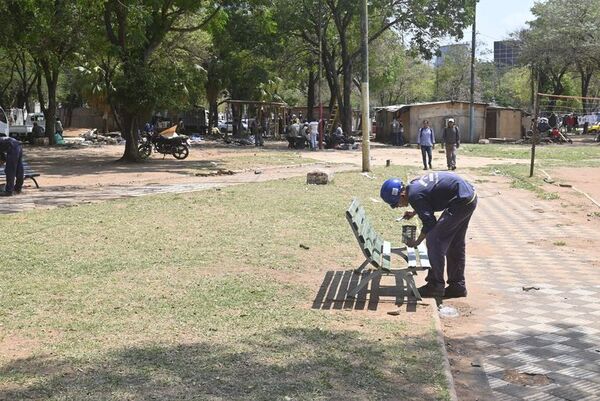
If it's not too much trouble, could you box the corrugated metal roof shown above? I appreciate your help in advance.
[374,105,407,112]
[375,100,488,112]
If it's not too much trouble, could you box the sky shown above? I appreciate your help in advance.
[442,0,537,58]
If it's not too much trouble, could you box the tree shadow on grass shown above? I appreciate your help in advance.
[23,149,227,179]
[0,328,445,401]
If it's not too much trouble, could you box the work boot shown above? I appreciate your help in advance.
[429,163,432,169]
[0,191,14,197]
[444,284,467,299]
[417,284,444,298]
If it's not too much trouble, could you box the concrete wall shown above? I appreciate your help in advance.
[407,103,486,143]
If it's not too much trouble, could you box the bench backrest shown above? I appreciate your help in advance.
[346,198,390,270]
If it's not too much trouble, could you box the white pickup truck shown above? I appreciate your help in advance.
[8,111,45,142]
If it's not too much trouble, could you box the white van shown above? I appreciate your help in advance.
[0,107,9,137]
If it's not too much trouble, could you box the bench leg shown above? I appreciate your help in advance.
[405,274,422,301]
[353,259,370,275]
[29,176,40,189]
[398,270,422,301]
[348,270,381,298]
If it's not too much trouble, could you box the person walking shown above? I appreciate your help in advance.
[379,172,477,298]
[442,118,460,170]
[418,120,435,170]
[0,136,24,196]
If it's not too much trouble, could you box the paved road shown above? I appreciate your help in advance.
[457,181,600,400]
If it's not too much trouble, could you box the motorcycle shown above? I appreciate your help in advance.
[138,131,190,160]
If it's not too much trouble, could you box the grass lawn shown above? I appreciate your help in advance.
[0,166,450,401]
[461,143,600,166]
[462,144,600,199]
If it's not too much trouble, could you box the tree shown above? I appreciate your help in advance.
[518,0,600,112]
[279,0,477,135]
[0,0,99,143]
[103,0,221,161]
[433,45,472,101]
[369,32,434,106]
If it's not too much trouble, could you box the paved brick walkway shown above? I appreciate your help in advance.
[464,183,600,400]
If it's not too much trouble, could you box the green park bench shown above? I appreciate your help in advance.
[345,198,430,301]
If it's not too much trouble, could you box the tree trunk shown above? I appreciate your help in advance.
[580,67,593,114]
[205,64,220,130]
[120,111,140,162]
[307,70,316,121]
[341,60,353,136]
[40,63,59,145]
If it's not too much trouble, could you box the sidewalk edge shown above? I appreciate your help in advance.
[431,304,459,401]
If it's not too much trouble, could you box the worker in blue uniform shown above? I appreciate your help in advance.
[380,172,477,298]
[0,136,24,196]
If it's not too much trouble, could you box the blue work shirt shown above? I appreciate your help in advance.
[418,127,435,146]
[407,172,475,233]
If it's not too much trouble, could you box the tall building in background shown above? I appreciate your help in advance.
[434,44,470,68]
[494,40,520,67]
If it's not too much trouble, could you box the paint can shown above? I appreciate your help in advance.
[402,225,417,243]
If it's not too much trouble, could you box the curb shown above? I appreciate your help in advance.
[431,304,459,401]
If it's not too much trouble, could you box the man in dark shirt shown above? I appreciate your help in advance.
[380,172,477,298]
[442,119,460,170]
[0,136,24,196]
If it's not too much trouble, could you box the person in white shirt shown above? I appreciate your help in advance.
[308,120,319,150]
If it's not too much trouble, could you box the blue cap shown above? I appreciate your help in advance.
[380,178,404,207]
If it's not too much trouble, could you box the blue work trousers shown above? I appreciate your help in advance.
[420,145,432,168]
[425,197,477,290]
[4,143,24,193]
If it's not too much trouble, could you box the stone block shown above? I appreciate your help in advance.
[307,170,333,185]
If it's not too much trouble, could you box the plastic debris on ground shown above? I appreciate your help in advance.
[189,135,204,145]
[76,128,124,145]
[362,172,375,179]
[438,304,459,318]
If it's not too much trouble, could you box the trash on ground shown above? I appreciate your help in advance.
[522,286,541,292]
[299,244,310,250]
[362,172,375,179]
[438,304,459,318]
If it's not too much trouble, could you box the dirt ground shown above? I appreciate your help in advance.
[21,138,526,189]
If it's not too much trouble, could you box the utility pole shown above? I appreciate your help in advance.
[468,4,477,143]
[360,0,370,171]
[318,0,323,149]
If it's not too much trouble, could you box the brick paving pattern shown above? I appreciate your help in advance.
[467,183,600,400]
